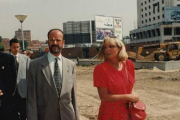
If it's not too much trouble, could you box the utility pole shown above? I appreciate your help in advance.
[134,20,136,29]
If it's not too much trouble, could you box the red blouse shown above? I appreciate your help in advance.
[93,59,135,120]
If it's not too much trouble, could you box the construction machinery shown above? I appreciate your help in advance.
[154,42,180,61]
[137,42,180,61]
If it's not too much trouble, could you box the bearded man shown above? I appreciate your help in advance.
[27,29,79,120]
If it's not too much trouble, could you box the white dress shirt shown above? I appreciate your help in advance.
[11,53,19,62]
[47,52,62,78]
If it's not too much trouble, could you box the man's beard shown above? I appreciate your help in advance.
[49,45,61,53]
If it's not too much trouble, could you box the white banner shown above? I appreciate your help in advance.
[164,7,180,21]
[95,16,114,29]
[114,17,122,40]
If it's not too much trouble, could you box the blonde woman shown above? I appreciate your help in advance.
[93,36,139,120]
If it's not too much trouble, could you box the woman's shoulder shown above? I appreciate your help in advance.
[125,59,134,66]
[94,61,109,71]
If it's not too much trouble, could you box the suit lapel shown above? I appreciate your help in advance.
[16,54,22,83]
[60,57,70,97]
[41,55,58,97]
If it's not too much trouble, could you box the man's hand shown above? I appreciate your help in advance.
[0,90,3,96]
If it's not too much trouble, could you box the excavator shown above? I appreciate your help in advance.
[137,42,180,61]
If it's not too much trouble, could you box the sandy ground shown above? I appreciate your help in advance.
[76,65,180,120]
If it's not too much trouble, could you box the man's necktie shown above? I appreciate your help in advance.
[54,58,62,96]
[14,56,19,72]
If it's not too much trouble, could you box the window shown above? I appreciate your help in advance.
[142,15,144,18]
[145,7,147,10]
[149,12,151,15]
[149,0,151,2]
[141,3,143,6]
[175,27,180,35]
[141,9,143,12]
[157,9,160,12]
[162,0,164,4]
[145,19,147,23]
[162,14,164,18]
[145,13,147,16]
[149,18,151,22]
[164,28,172,35]
[157,16,160,19]
[142,21,144,24]
[149,6,151,9]
[145,1,147,4]
[162,7,164,11]
[153,17,155,20]
[177,4,180,7]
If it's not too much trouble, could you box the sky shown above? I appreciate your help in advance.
[0,0,137,41]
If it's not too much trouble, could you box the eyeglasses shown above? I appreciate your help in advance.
[49,38,62,43]
[102,45,118,50]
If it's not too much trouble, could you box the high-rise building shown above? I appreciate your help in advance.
[15,29,31,44]
[63,21,96,47]
[130,0,180,43]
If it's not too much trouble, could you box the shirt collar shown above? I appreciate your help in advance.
[47,52,62,62]
[11,53,19,58]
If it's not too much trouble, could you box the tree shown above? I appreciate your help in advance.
[0,44,5,51]
[20,40,29,50]
[0,36,2,43]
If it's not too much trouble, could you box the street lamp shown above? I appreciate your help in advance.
[15,14,27,50]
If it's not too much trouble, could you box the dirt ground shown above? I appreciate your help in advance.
[76,65,180,120]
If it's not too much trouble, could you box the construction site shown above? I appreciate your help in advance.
[75,42,180,120]
[76,65,180,120]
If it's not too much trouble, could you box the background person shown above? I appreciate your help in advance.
[0,52,17,120]
[27,51,33,58]
[93,36,139,120]
[44,46,49,54]
[10,38,30,120]
[27,28,79,120]
[21,49,27,55]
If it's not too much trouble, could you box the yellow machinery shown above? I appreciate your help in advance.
[137,42,180,61]
[154,42,180,61]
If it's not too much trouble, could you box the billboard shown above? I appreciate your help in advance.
[95,15,123,42]
[95,16,114,29]
[164,7,180,21]
[114,17,122,40]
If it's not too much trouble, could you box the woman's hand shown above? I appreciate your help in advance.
[128,92,139,103]
[0,90,3,96]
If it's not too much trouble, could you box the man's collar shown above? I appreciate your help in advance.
[11,53,19,57]
[47,52,62,61]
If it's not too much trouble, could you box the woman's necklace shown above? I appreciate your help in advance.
[110,62,122,70]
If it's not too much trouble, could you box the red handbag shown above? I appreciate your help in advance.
[128,100,147,120]
[124,60,147,120]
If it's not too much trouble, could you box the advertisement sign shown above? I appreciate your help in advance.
[164,7,180,21]
[96,28,114,41]
[95,16,114,29]
[114,17,122,40]
[95,15,123,42]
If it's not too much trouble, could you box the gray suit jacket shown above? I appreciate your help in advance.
[27,55,79,120]
[16,53,30,98]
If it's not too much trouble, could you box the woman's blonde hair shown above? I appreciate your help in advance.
[97,36,128,61]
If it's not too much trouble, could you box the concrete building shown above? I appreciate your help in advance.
[63,21,98,47]
[15,29,31,44]
[130,0,180,44]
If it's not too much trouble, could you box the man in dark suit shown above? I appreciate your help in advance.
[0,52,17,120]
[9,38,30,120]
[27,29,79,120]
